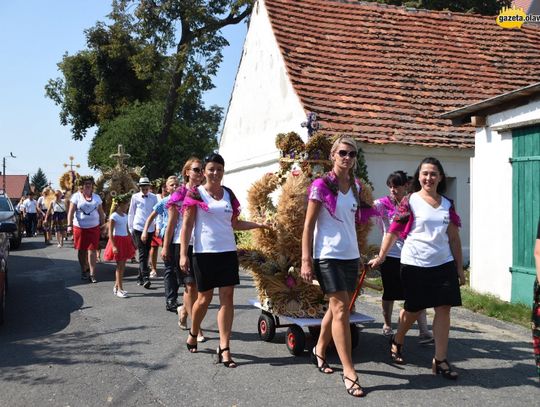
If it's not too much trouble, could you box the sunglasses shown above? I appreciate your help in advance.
[191,167,202,173]
[337,150,357,158]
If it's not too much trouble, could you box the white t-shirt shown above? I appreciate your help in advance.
[37,196,46,211]
[373,197,404,259]
[23,198,37,213]
[193,186,236,253]
[110,212,129,237]
[71,192,102,229]
[400,193,454,267]
[52,201,66,213]
[313,189,360,260]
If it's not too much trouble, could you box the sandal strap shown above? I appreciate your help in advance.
[189,330,198,338]
[342,375,364,397]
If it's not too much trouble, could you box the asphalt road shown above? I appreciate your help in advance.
[0,237,538,406]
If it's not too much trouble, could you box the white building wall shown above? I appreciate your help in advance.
[219,0,306,205]
[363,144,472,262]
[470,97,540,301]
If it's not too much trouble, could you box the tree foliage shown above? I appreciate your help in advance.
[368,0,511,15]
[46,0,253,178]
[88,100,220,177]
[113,0,254,153]
[31,168,49,193]
[45,20,163,140]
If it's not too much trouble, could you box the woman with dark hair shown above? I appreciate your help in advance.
[301,136,367,397]
[373,171,433,343]
[180,153,268,368]
[369,157,465,380]
[67,176,106,283]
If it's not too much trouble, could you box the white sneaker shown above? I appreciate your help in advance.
[116,290,128,298]
[150,270,158,278]
[113,286,118,295]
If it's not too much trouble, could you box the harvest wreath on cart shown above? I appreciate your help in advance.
[238,131,377,353]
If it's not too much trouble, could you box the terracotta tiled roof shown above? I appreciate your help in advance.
[265,0,540,148]
[2,175,29,199]
[513,0,534,13]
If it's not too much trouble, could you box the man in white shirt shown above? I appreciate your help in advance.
[22,192,38,237]
[129,177,158,288]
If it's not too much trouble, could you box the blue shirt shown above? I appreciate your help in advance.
[153,196,171,238]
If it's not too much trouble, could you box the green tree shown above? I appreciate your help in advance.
[112,0,254,159]
[88,100,220,177]
[368,0,510,14]
[31,168,48,193]
[46,1,252,178]
[46,20,163,141]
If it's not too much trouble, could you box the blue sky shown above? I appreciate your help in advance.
[0,1,247,190]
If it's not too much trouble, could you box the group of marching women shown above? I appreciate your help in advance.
[66,137,467,397]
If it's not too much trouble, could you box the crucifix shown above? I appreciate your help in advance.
[63,156,81,171]
[109,144,131,167]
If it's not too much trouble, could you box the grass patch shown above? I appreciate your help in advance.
[460,286,531,328]
[364,272,531,328]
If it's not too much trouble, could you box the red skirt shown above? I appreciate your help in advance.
[104,235,136,262]
[151,234,163,247]
[73,225,100,250]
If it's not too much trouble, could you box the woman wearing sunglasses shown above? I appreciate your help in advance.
[301,136,366,398]
[180,153,268,368]
[163,158,205,339]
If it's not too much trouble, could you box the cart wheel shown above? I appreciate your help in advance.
[258,313,276,342]
[308,326,321,341]
[350,324,359,349]
[286,325,305,356]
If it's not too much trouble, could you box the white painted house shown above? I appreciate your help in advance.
[443,83,540,304]
[219,0,540,260]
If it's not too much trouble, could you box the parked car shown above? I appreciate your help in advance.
[0,194,22,249]
[0,220,16,324]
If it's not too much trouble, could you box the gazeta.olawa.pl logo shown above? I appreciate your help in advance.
[497,5,540,28]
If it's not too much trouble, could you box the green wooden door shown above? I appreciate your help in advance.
[510,125,540,304]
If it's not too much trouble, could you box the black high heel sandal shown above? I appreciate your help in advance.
[186,330,197,353]
[341,374,365,398]
[310,347,334,374]
[432,358,458,380]
[390,335,405,364]
[216,346,237,368]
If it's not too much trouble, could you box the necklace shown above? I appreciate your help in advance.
[207,187,222,200]
[419,192,441,208]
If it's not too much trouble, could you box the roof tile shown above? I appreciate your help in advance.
[265,0,540,148]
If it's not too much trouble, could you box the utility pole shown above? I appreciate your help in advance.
[2,152,16,195]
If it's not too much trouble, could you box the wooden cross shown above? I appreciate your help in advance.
[63,156,81,171]
[109,144,131,167]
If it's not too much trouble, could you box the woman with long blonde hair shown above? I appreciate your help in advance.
[301,136,366,397]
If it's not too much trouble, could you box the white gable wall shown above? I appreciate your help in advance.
[470,97,540,301]
[219,0,306,205]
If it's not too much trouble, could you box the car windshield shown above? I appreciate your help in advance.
[0,198,12,211]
